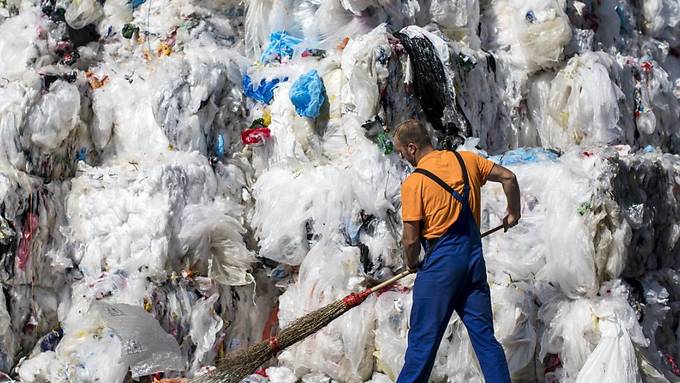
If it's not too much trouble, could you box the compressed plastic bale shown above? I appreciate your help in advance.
[482,150,599,297]
[65,0,104,30]
[27,81,82,151]
[450,51,537,152]
[251,117,401,267]
[0,81,37,169]
[250,166,348,265]
[484,0,571,72]
[290,69,326,118]
[528,52,624,150]
[429,0,481,48]
[642,0,680,47]
[0,10,42,80]
[615,55,680,153]
[277,243,377,382]
[85,45,246,158]
[340,24,391,123]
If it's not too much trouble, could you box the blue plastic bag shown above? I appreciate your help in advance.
[242,74,287,104]
[260,31,302,64]
[290,70,326,118]
[489,147,560,165]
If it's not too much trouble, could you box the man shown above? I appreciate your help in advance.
[393,119,521,383]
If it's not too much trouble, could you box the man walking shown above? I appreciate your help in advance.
[393,119,521,383]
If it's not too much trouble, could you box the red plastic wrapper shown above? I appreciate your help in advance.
[18,213,39,271]
[241,127,271,145]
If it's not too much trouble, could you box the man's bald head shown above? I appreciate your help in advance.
[394,119,432,148]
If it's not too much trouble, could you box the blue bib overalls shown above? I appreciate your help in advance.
[396,151,511,383]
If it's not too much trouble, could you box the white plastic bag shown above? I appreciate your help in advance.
[65,0,104,30]
[574,320,640,383]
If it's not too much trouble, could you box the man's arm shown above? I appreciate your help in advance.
[403,220,421,272]
[486,164,521,230]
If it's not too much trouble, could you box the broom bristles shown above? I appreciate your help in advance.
[192,299,349,383]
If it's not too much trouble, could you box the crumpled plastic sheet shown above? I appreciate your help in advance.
[94,302,185,378]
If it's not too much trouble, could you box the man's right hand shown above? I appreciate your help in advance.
[503,212,520,232]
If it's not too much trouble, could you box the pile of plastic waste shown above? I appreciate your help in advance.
[1,0,680,382]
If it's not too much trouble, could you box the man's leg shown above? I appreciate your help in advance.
[456,252,511,382]
[396,247,468,383]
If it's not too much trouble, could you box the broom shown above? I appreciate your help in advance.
[192,224,505,383]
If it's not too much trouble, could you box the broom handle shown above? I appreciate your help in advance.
[480,223,505,238]
[368,223,504,293]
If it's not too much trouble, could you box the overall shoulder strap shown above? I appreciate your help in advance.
[451,151,469,190]
[412,151,471,201]
[452,151,470,198]
[412,168,457,195]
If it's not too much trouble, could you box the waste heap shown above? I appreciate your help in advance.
[1,0,680,382]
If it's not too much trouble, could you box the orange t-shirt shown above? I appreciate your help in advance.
[401,150,496,239]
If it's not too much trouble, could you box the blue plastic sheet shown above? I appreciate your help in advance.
[488,147,560,165]
[260,31,302,64]
[215,134,225,158]
[130,0,146,9]
[242,74,287,104]
[290,70,326,118]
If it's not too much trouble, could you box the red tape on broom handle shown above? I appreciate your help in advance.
[368,223,505,292]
